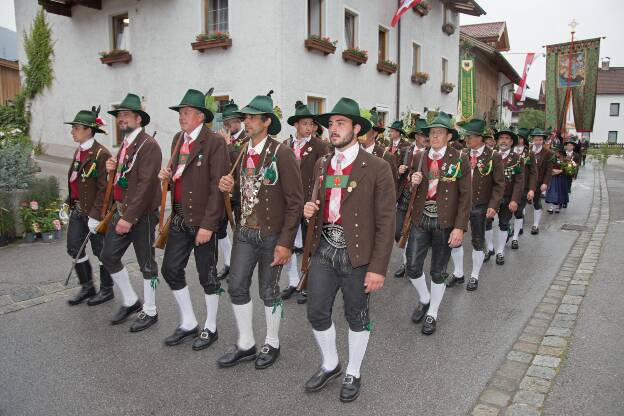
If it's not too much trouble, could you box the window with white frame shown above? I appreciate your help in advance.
[610,103,620,116]
[378,26,388,62]
[344,10,357,49]
[608,131,618,143]
[442,57,448,83]
[112,13,129,50]
[204,0,228,34]
[307,96,325,115]
[308,0,324,37]
[412,43,421,74]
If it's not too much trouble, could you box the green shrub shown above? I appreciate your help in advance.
[0,140,34,191]
[0,192,15,237]
[24,176,60,208]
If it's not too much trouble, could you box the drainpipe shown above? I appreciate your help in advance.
[395,0,401,119]
[499,81,514,125]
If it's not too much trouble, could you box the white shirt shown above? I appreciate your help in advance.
[513,145,524,155]
[470,145,485,158]
[393,139,401,146]
[362,143,375,154]
[124,127,142,146]
[332,142,359,169]
[79,138,94,151]
[532,145,543,154]
[414,144,425,154]
[500,149,510,160]
[428,146,447,159]
[184,123,202,144]
[249,136,268,155]
[232,127,244,141]
[293,135,311,150]
[566,151,574,158]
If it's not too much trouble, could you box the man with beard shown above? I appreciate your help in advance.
[510,128,537,250]
[100,93,162,331]
[527,129,553,235]
[281,101,329,304]
[302,97,394,402]
[492,128,524,265]
[217,91,303,369]
[359,107,398,190]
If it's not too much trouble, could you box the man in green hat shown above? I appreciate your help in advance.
[394,117,429,278]
[510,128,537,249]
[387,119,409,168]
[302,97,395,402]
[358,107,398,189]
[215,99,250,281]
[492,128,525,265]
[446,118,504,291]
[527,129,553,235]
[563,137,581,196]
[158,89,230,349]
[403,111,470,335]
[281,100,329,303]
[217,91,304,370]
[100,93,163,331]
[63,106,114,306]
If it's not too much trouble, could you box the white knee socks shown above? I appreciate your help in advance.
[451,246,464,277]
[410,273,430,305]
[534,209,542,227]
[294,225,303,248]
[513,218,523,240]
[264,305,281,349]
[313,323,339,372]
[142,279,157,317]
[232,301,255,350]
[485,229,494,251]
[471,249,485,279]
[110,267,138,307]
[172,286,198,330]
[402,247,407,264]
[428,282,446,320]
[218,237,231,267]
[286,255,299,288]
[346,329,370,378]
[496,229,508,255]
[204,293,219,332]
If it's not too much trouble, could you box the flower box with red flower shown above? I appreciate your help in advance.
[305,35,337,55]
[441,82,455,94]
[377,59,398,75]
[192,32,232,52]
[99,49,132,65]
[411,71,430,85]
[413,1,432,16]
[342,47,368,65]
[442,23,456,35]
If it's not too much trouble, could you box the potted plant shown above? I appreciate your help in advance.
[441,82,455,94]
[192,32,232,52]
[442,23,456,35]
[411,71,430,85]
[413,0,432,16]
[342,47,368,65]
[377,59,398,75]
[99,49,132,65]
[19,200,39,243]
[304,34,337,55]
[53,219,62,240]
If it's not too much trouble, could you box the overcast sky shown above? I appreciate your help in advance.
[1,0,622,99]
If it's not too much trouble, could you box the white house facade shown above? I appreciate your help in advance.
[15,0,484,157]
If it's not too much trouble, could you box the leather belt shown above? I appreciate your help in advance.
[423,201,438,218]
[115,201,125,217]
[321,223,347,249]
[71,200,84,213]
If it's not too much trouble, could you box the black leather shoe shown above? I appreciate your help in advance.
[164,326,199,346]
[519,228,524,236]
[446,275,464,287]
[129,311,158,332]
[67,285,96,306]
[411,302,430,323]
[86,287,114,306]
[305,364,342,392]
[466,277,479,291]
[421,315,437,335]
[496,254,505,265]
[110,300,141,325]
[547,208,554,214]
[217,265,230,281]
[192,328,218,350]
[511,240,519,250]
[562,203,568,208]
[297,291,308,304]
[255,344,280,369]
[339,374,362,403]
[484,249,494,262]
[394,264,406,278]
[531,226,539,235]
[281,286,297,300]
[218,345,257,368]
[293,246,304,254]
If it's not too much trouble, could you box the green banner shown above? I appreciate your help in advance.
[545,37,600,132]
[460,56,476,122]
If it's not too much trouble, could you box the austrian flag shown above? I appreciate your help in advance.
[391,0,422,27]
[514,53,536,102]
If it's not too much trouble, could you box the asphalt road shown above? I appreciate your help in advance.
[0,160,598,416]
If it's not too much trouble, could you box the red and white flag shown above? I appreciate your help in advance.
[514,53,536,102]
[391,0,422,27]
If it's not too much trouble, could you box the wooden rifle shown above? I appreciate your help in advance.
[95,147,120,234]
[396,144,414,201]
[297,171,323,292]
[223,141,249,229]
[154,131,182,250]
[398,147,426,248]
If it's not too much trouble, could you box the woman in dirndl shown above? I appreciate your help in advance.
[545,144,569,213]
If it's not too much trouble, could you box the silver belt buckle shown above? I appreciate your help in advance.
[321,224,347,249]
[115,202,125,217]
[423,201,438,218]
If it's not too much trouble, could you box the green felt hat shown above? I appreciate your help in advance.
[517,127,531,139]
[495,127,518,146]
[108,93,150,126]
[169,88,215,123]
[287,101,317,126]
[236,90,281,135]
[408,118,428,139]
[65,106,106,134]
[369,107,385,133]
[316,97,371,136]
[221,99,242,121]
[388,120,405,136]
[422,111,459,140]
[530,128,548,138]
[457,118,486,136]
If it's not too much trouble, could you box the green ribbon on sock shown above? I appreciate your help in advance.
[365,322,374,332]
[150,275,159,290]
[217,288,225,296]
[272,298,284,318]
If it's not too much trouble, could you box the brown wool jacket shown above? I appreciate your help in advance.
[501,152,525,203]
[169,125,229,231]
[115,130,162,224]
[372,144,399,194]
[228,131,250,165]
[66,140,111,220]
[233,137,304,249]
[517,149,538,192]
[534,148,554,187]
[409,146,472,231]
[286,135,330,202]
[308,148,396,275]
[470,147,505,209]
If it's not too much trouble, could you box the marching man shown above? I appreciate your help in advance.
[527,129,553,235]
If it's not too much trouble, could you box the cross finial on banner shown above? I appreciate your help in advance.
[569,19,579,34]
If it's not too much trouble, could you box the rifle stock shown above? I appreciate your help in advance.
[398,148,425,248]
[153,215,172,249]
[158,131,179,233]
[95,205,117,234]
[297,173,323,291]
[223,141,249,230]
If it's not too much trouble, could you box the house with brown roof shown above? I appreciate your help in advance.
[459,21,520,127]
[588,59,624,143]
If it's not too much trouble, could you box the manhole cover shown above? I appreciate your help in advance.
[561,223,591,232]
